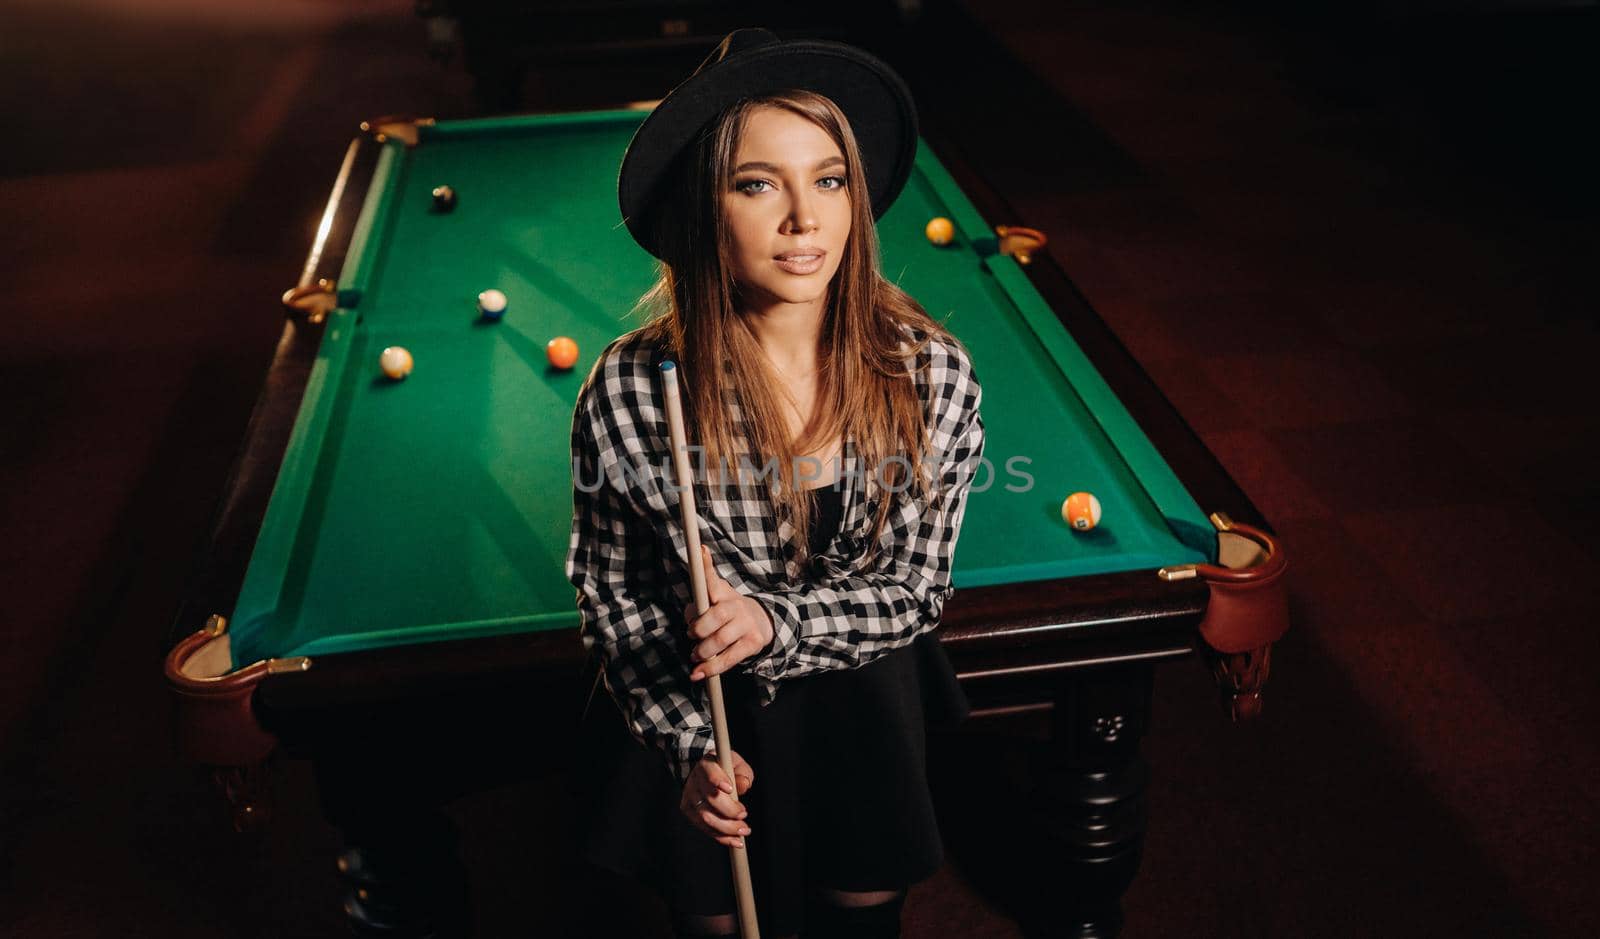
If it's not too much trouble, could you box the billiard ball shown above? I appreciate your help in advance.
[380,346,414,380]
[431,185,456,212]
[478,289,508,319]
[1061,491,1102,531]
[925,217,955,246]
[546,336,579,370]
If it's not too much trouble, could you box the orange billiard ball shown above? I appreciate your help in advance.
[925,216,955,246]
[546,336,579,370]
[1061,491,1102,531]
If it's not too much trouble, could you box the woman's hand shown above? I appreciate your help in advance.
[681,748,755,848]
[684,544,775,681]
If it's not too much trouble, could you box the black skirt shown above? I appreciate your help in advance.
[574,485,971,937]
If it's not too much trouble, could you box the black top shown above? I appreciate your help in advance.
[804,483,847,560]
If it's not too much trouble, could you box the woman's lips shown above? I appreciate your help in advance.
[773,252,825,275]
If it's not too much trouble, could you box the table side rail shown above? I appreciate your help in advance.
[918,128,1272,538]
[167,135,383,649]
[911,140,1217,562]
[225,141,415,669]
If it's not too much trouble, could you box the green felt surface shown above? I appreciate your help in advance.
[229,110,1213,668]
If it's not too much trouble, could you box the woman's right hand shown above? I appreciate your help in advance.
[681,749,755,848]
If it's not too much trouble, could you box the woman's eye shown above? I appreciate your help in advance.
[736,179,772,194]
[818,176,846,190]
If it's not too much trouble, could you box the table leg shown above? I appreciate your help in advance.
[208,761,273,833]
[314,760,474,939]
[1021,663,1154,939]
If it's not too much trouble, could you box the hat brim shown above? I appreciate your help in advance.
[618,39,918,260]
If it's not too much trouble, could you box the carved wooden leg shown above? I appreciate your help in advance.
[208,760,273,833]
[1202,642,1273,721]
[1021,663,1154,938]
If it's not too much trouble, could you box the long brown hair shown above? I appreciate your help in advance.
[629,89,955,572]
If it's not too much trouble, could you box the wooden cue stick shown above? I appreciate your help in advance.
[659,360,761,939]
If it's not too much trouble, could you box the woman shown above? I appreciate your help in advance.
[566,28,986,939]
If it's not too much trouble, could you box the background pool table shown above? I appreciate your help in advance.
[167,109,1282,937]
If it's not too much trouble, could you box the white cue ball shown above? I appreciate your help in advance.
[477,288,508,319]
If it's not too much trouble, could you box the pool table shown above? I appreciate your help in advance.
[166,109,1288,937]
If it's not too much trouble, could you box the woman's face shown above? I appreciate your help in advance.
[721,106,852,310]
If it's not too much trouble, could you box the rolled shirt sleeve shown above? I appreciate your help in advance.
[566,386,715,787]
[740,340,986,691]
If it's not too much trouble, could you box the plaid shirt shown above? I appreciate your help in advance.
[566,324,985,785]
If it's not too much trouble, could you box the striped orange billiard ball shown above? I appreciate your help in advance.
[1061,491,1102,531]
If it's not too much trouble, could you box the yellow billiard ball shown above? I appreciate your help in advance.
[925,216,955,246]
[546,336,579,370]
[379,346,413,380]
[1061,491,1102,531]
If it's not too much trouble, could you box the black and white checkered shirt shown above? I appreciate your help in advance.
[566,324,985,785]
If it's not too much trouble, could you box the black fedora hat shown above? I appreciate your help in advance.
[617,27,919,260]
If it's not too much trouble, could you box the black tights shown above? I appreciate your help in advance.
[673,887,906,939]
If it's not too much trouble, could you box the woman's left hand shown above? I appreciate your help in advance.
[685,544,776,681]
